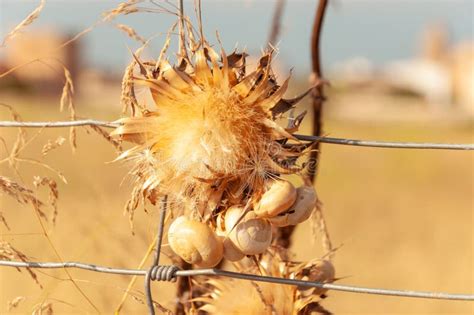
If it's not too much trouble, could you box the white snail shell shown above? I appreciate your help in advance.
[269,185,317,227]
[225,206,272,255]
[254,180,297,218]
[168,216,223,267]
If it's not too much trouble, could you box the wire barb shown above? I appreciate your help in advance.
[149,265,179,282]
[0,119,472,150]
[145,195,169,315]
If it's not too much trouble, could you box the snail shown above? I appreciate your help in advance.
[220,236,246,262]
[168,216,223,267]
[254,180,297,218]
[215,212,245,262]
[269,185,317,227]
[224,205,272,255]
[296,259,335,296]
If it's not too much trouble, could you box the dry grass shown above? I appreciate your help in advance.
[1,0,46,47]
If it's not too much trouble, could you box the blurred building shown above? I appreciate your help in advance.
[383,24,473,115]
[0,29,81,94]
[330,24,474,116]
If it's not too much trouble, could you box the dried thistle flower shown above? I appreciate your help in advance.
[112,14,312,220]
[195,253,332,314]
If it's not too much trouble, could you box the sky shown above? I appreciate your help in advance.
[1,0,473,77]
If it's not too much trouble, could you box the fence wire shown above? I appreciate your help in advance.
[1,260,473,302]
[1,118,473,313]
[1,194,473,313]
[1,119,473,150]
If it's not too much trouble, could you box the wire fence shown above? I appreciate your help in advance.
[1,195,473,307]
[1,260,473,301]
[1,117,474,313]
[2,0,473,312]
[1,119,473,150]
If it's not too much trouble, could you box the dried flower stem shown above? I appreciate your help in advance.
[276,0,329,256]
[267,0,286,47]
[1,0,46,46]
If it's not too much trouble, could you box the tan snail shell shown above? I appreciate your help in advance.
[225,206,272,255]
[168,216,223,267]
[297,259,335,296]
[254,180,297,218]
[215,213,245,262]
[220,236,246,261]
[269,185,317,227]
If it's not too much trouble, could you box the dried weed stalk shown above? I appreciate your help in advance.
[59,67,77,151]
[130,295,173,315]
[33,176,59,225]
[311,199,333,259]
[115,23,146,44]
[7,296,26,311]
[0,104,26,175]
[88,125,122,151]
[102,0,140,21]
[41,137,66,156]
[0,176,47,220]
[0,211,11,230]
[120,40,153,116]
[1,0,46,46]
[32,301,53,315]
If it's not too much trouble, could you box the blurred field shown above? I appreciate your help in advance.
[0,89,473,314]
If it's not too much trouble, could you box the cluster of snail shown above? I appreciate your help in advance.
[168,179,317,267]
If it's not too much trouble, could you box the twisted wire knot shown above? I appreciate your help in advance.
[148,265,179,282]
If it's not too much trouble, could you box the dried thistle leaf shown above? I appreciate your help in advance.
[121,43,150,116]
[1,0,46,46]
[41,136,66,156]
[7,296,26,311]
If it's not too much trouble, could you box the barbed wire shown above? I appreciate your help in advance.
[1,193,473,313]
[2,118,473,312]
[1,260,473,302]
[1,119,473,150]
[145,195,168,315]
